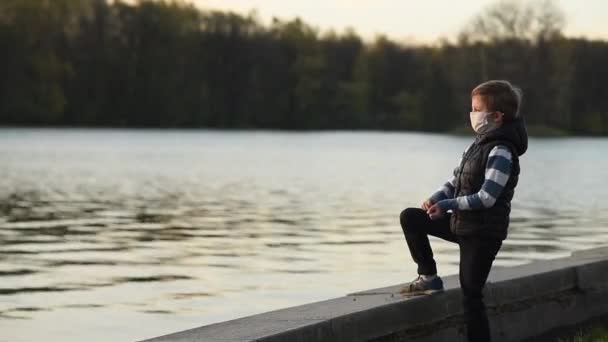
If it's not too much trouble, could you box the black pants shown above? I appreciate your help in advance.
[399,207,502,342]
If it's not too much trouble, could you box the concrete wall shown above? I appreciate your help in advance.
[139,246,608,342]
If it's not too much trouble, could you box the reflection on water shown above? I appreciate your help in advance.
[1,128,607,342]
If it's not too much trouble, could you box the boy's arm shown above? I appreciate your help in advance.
[428,143,471,203]
[435,145,513,211]
[429,174,456,203]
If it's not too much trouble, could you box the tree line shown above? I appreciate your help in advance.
[1,0,607,135]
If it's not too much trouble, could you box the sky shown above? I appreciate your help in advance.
[191,0,608,44]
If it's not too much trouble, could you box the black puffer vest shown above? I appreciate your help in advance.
[450,116,528,240]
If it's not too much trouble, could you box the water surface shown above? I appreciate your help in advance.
[1,128,607,342]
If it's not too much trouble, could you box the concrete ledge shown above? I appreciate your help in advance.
[139,245,608,342]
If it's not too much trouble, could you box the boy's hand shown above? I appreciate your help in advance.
[426,204,445,220]
[421,199,434,210]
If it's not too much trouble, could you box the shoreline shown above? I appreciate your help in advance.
[0,124,599,138]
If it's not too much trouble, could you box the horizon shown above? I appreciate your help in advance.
[190,0,608,44]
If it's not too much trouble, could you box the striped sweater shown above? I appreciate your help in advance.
[430,144,513,211]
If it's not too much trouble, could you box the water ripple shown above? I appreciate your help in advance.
[1,129,608,342]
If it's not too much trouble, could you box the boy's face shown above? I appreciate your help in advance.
[471,95,504,124]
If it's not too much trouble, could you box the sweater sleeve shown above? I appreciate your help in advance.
[428,144,470,203]
[429,175,456,203]
[436,145,512,211]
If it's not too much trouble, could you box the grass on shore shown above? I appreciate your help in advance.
[557,327,608,342]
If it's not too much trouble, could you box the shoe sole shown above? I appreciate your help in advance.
[399,288,444,296]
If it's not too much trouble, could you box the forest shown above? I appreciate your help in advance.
[1,0,607,135]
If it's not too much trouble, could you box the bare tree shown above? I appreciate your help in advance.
[460,0,565,43]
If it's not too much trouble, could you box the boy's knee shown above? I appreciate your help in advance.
[399,208,411,226]
[400,207,423,231]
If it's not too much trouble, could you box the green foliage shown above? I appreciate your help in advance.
[0,0,607,136]
[557,327,608,342]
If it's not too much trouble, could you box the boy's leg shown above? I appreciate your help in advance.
[399,207,458,275]
[458,235,502,342]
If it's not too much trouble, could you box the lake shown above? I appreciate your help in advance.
[1,128,607,342]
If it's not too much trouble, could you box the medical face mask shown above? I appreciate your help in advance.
[469,111,500,134]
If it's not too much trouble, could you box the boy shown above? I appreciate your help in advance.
[399,80,528,342]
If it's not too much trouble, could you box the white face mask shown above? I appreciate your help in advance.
[470,111,500,134]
